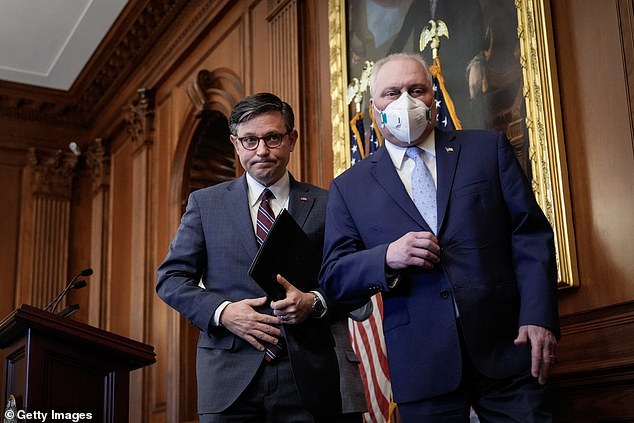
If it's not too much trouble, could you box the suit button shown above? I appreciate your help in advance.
[440,290,450,299]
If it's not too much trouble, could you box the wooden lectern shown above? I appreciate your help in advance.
[0,304,155,422]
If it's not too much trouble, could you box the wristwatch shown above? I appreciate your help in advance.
[311,291,327,319]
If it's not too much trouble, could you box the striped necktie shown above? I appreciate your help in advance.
[254,188,284,361]
[406,146,437,234]
[256,189,275,246]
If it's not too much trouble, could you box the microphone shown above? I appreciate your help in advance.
[59,304,80,318]
[44,268,92,314]
[71,279,87,289]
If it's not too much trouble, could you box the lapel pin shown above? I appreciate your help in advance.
[445,146,454,152]
[300,196,308,201]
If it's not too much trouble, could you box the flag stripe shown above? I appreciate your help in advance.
[350,295,393,423]
[352,321,389,421]
[350,322,386,422]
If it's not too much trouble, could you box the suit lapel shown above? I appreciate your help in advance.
[372,147,428,229]
[225,176,259,258]
[287,175,314,227]
[435,129,460,233]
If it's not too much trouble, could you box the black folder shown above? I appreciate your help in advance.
[248,208,320,300]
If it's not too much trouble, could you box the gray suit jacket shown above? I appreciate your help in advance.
[157,173,366,417]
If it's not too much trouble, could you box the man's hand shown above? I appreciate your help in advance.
[467,58,485,100]
[386,231,441,270]
[220,297,281,351]
[514,324,558,385]
[270,274,313,325]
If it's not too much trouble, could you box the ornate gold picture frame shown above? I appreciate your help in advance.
[328,0,578,288]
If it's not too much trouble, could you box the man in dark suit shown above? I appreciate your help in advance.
[157,93,366,422]
[320,53,559,422]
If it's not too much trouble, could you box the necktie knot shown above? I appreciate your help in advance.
[406,146,422,160]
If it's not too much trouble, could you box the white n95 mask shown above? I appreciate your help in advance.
[378,92,431,144]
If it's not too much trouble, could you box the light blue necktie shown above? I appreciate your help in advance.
[406,146,437,233]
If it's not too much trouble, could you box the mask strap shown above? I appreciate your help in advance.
[374,103,388,128]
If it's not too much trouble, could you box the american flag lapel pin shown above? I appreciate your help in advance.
[445,146,454,153]
[300,196,308,201]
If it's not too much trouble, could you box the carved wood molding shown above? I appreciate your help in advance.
[85,138,111,192]
[27,148,78,199]
[125,88,155,150]
[186,69,244,117]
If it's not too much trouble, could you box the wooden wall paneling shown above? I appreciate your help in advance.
[125,88,156,423]
[15,150,77,309]
[126,88,155,344]
[552,0,634,314]
[151,93,175,422]
[0,153,24,318]
[268,0,303,178]
[249,0,271,93]
[66,155,95,323]
[552,301,634,421]
[85,138,111,328]
[296,0,334,188]
[107,132,133,337]
[150,93,174,423]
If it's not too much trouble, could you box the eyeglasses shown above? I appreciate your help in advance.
[235,132,289,150]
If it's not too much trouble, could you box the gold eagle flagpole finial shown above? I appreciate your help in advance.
[419,19,449,59]
[347,60,374,113]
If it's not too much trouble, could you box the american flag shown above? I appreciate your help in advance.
[350,111,366,166]
[349,295,397,422]
[430,56,462,130]
[367,105,382,155]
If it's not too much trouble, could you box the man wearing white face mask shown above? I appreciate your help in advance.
[320,53,559,422]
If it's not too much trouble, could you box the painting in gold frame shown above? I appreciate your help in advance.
[328,0,578,288]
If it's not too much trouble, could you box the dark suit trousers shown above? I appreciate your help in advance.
[398,323,553,423]
[199,357,314,423]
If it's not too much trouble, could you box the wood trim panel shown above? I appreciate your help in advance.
[552,301,634,421]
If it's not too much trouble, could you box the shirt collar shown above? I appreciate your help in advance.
[385,130,436,169]
[246,171,290,207]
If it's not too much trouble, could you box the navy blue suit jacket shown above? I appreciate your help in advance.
[320,129,559,403]
[157,174,354,417]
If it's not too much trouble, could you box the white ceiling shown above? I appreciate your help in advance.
[0,0,128,91]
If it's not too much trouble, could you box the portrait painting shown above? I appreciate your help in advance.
[329,0,578,288]
[346,0,530,172]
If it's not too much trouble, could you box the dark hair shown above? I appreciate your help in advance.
[228,93,294,135]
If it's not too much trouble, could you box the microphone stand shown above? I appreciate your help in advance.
[44,268,92,314]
